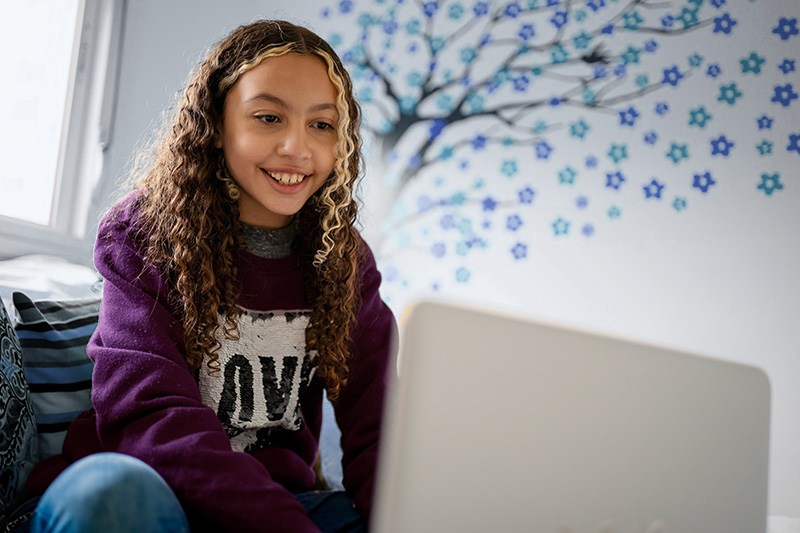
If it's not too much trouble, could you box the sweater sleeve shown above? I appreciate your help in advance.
[332,241,398,520]
[87,201,319,533]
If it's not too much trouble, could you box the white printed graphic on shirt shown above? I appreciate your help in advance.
[198,310,317,452]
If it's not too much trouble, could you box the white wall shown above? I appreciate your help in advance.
[95,0,799,519]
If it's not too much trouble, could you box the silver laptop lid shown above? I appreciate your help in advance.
[372,300,770,533]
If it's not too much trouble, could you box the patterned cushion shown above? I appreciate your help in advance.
[12,292,100,459]
[0,295,37,524]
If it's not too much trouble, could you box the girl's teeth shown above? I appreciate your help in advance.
[270,172,305,185]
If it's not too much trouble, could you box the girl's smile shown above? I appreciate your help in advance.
[217,53,339,229]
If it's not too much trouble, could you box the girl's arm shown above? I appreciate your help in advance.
[331,241,398,520]
[86,197,319,532]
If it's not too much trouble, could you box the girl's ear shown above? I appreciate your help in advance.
[213,127,223,149]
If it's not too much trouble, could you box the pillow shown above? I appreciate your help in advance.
[0,295,37,524]
[12,292,100,459]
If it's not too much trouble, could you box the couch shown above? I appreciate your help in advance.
[0,255,343,528]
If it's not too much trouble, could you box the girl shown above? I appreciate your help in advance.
[19,19,395,533]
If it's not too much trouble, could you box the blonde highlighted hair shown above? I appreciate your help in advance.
[134,20,364,399]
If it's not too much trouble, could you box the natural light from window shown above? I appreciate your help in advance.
[0,0,81,226]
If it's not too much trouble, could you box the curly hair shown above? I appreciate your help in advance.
[134,20,364,400]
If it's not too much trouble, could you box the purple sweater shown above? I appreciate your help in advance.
[27,194,396,532]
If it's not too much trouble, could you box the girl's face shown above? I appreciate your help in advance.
[217,53,339,228]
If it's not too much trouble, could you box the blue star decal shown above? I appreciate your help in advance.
[518,186,536,204]
[771,84,799,107]
[706,63,722,78]
[481,196,498,212]
[582,224,595,237]
[772,17,799,41]
[787,133,800,155]
[605,170,626,190]
[710,135,735,156]
[757,115,774,130]
[643,178,665,199]
[535,140,554,159]
[506,215,523,232]
[654,101,670,115]
[644,131,658,145]
[618,106,640,127]
[778,59,796,74]
[662,66,684,87]
[511,242,528,260]
[713,13,737,34]
[692,171,717,193]
[587,0,606,12]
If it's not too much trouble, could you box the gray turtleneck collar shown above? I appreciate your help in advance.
[240,218,299,259]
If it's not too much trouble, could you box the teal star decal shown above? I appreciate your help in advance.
[688,53,704,68]
[740,51,766,74]
[573,31,592,50]
[623,11,644,30]
[718,83,743,105]
[607,143,629,164]
[608,205,621,219]
[552,217,570,236]
[666,142,690,163]
[569,119,590,139]
[678,7,699,28]
[673,197,688,212]
[621,45,641,65]
[455,267,471,283]
[558,166,578,185]
[756,140,773,156]
[757,172,783,195]
[688,106,712,128]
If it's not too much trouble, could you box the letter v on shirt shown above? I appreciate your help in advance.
[199,310,317,452]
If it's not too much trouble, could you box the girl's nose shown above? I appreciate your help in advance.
[276,124,312,159]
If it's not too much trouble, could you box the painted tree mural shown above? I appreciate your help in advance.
[319,0,799,302]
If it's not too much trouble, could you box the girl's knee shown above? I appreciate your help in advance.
[33,453,188,533]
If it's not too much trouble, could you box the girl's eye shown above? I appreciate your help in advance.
[256,115,279,123]
[313,121,334,131]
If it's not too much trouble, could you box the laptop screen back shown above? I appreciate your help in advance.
[372,301,770,533]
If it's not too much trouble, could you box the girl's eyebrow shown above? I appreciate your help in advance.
[245,93,337,114]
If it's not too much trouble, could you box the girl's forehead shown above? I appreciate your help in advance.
[229,53,337,103]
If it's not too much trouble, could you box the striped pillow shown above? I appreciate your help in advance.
[12,292,100,459]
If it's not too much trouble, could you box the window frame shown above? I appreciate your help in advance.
[0,0,124,265]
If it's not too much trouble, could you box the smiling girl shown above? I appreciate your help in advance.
[17,20,396,533]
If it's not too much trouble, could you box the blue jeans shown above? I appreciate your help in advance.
[8,452,364,532]
[29,452,189,532]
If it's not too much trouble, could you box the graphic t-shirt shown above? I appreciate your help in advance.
[199,310,317,452]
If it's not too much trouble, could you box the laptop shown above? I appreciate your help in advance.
[371,300,771,533]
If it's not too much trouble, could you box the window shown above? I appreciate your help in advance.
[0,0,123,263]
